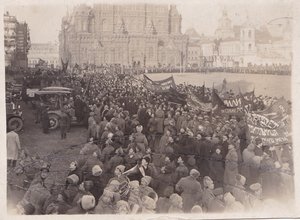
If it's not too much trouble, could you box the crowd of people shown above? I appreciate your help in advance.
[7,65,294,215]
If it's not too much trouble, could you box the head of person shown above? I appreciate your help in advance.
[80,195,96,211]
[141,176,152,187]
[190,169,200,179]
[203,176,214,190]
[169,193,183,209]
[114,165,125,177]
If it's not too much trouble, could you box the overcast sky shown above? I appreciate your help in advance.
[4,0,293,44]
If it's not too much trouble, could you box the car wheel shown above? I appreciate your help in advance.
[48,114,59,130]
[8,117,23,132]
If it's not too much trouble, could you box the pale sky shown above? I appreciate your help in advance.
[4,0,293,44]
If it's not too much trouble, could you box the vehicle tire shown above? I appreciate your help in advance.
[7,117,23,132]
[48,114,59,130]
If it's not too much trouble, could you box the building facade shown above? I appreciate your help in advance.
[28,43,59,68]
[201,10,292,68]
[4,11,30,68]
[59,4,188,68]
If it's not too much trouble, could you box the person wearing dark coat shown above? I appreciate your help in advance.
[175,169,202,212]
[84,165,105,202]
[41,107,50,134]
[209,148,225,188]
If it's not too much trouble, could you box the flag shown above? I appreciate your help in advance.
[212,89,241,115]
[187,91,212,112]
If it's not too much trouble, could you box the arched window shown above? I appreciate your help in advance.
[248,30,252,38]
[248,43,252,50]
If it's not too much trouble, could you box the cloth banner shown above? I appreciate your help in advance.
[187,91,212,112]
[143,75,176,92]
[246,112,289,145]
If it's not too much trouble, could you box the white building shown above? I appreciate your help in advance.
[201,10,292,68]
[28,43,59,68]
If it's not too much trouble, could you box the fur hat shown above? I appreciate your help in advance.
[141,176,152,185]
[66,174,79,185]
[169,193,183,205]
[129,180,139,189]
[236,174,246,186]
[191,205,203,213]
[92,165,102,176]
[81,195,95,210]
[203,176,213,188]
[249,183,262,192]
[115,165,126,173]
[142,196,156,210]
[190,169,200,178]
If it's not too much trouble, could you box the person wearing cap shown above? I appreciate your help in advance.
[156,186,174,213]
[44,191,72,214]
[224,192,245,212]
[248,183,263,211]
[168,193,184,213]
[64,174,80,204]
[67,195,96,214]
[147,112,158,150]
[232,174,251,210]
[59,108,69,139]
[132,125,148,154]
[115,200,131,214]
[95,180,121,214]
[259,147,281,199]
[254,138,264,156]
[18,180,52,214]
[157,129,171,154]
[139,176,157,200]
[84,165,105,202]
[80,138,99,157]
[209,147,225,188]
[71,180,94,206]
[80,149,103,179]
[174,156,189,184]
[141,195,157,214]
[106,147,125,176]
[224,144,238,192]
[175,169,202,212]
[241,143,256,184]
[155,105,165,134]
[202,176,216,212]
[124,156,157,184]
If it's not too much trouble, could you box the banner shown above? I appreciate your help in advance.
[246,112,289,145]
[212,89,242,115]
[187,91,212,112]
[143,75,176,92]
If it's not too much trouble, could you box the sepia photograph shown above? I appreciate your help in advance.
[3,0,299,218]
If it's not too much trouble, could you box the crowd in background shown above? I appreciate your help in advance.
[7,65,294,215]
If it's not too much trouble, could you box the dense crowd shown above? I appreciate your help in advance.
[7,66,294,215]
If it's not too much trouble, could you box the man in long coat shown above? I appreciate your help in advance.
[223,144,238,192]
[175,169,202,212]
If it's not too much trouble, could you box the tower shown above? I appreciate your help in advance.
[240,15,256,55]
[169,5,181,34]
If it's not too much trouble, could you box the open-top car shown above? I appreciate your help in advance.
[34,87,86,130]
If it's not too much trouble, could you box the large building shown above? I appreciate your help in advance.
[201,10,292,68]
[59,4,188,68]
[4,11,30,68]
[28,43,59,68]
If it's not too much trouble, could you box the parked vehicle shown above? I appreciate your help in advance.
[34,87,86,130]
